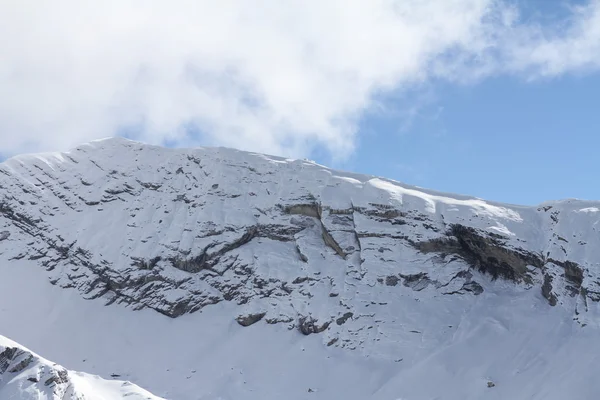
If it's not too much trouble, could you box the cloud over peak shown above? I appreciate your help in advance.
[1,0,599,159]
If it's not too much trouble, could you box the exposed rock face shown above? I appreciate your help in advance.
[542,273,558,306]
[236,312,267,327]
[336,312,354,326]
[0,344,72,399]
[1,138,600,353]
[417,224,544,283]
[298,317,331,335]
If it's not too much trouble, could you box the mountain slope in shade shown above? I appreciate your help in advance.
[0,335,162,400]
[0,137,599,399]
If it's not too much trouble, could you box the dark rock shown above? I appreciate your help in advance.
[292,276,312,284]
[400,272,430,291]
[336,312,354,326]
[296,245,309,262]
[417,224,544,283]
[258,224,303,242]
[461,281,484,295]
[321,226,347,259]
[363,204,405,219]
[8,354,33,373]
[0,347,18,374]
[298,316,330,335]
[236,312,266,327]
[542,274,558,306]
[44,369,69,386]
[171,226,257,273]
[265,316,294,324]
[284,203,321,218]
[132,256,161,270]
[549,258,584,296]
[385,275,399,286]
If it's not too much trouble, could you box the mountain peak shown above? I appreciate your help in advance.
[0,335,162,399]
[1,138,600,399]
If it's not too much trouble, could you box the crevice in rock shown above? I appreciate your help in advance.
[283,203,321,219]
[257,224,303,242]
[131,256,161,270]
[170,227,257,274]
[295,243,308,262]
[548,258,584,296]
[542,273,558,306]
[358,203,407,219]
[283,200,347,259]
[461,281,484,295]
[321,225,347,259]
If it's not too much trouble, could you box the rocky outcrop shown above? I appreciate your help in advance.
[542,273,558,306]
[0,335,162,399]
[414,224,596,307]
[417,225,544,283]
[399,272,431,291]
[236,312,266,327]
[548,258,584,296]
[0,342,71,397]
[298,317,331,335]
[336,312,354,326]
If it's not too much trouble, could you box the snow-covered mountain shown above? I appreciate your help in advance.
[0,335,162,399]
[1,137,599,399]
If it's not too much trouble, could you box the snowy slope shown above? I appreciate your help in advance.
[0,335,162,399]
[0,137,599,399]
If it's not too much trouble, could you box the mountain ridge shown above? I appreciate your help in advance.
[0,334,162,399]
[1,137,599,399]
[6,136,596,207]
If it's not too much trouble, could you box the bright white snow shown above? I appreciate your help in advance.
[0,333,162,399]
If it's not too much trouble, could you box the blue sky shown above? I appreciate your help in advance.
[340,73,600,205]
[1,1,600,206]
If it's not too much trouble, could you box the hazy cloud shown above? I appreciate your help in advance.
[0,0,599,158]
[506,0,600,76]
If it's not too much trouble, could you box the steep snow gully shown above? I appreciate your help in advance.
[1,137,599,399]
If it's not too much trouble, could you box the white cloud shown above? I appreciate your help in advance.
[506,0,600,76]
[0,0,599,159]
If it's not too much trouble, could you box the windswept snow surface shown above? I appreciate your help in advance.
[0,137,599,399]
[0,333,162,399]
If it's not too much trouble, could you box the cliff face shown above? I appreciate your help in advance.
[1,138,599,399]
